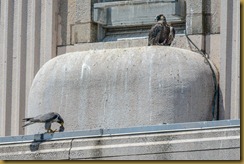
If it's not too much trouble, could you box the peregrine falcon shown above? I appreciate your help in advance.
[22,112,65,133]
[148,14,175,46]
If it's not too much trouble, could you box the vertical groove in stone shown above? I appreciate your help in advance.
[34,0,41,75]
[15,0,28,135]
[18,1,28,135]
[25,0,33,125]
[40,0,46,67]
[6,0,14,135]
[0,0,5,136]
[11,0,20,135]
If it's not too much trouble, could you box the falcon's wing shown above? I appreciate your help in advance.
[167,25,175,45]
[35,112,58,122]
[148,24,163,45]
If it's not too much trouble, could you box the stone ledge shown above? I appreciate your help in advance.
[0,120,240,160]
[57,34,220,55]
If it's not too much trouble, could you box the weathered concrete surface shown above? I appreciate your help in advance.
[0,121,240,160]
[71,128,239,160]
[27,46,215,134]
[0,140,71,160]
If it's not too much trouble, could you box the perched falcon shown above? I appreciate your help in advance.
[148,14,175,46]
[22,112,65,133]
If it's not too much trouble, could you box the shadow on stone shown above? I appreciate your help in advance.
[29,141,42,152]
[29,133,54,152]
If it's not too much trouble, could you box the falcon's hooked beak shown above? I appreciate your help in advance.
[60,122,64,126]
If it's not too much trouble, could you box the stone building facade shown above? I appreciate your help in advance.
[0,0,240,160]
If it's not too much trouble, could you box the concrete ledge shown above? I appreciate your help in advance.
[57,34,220,55]
[0,120,240,160]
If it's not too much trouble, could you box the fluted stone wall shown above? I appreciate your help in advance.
[0,0,58,136]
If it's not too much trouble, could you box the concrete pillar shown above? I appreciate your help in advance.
[219,0,240,119]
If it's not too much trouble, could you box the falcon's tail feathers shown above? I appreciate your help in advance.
[22,122,35,128]
[22,117,34,122]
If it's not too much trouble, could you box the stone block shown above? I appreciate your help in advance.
[205,14,220,34]
[186,0,203,14]
[71,23,97,44]
[76,0,98,23]
[185,0,220,34]
[58,0,98,45]
[58,0,76,45]
[203,0,221,14]
[203,0,221,34]
[186,14,203,34]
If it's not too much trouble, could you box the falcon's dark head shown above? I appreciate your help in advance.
[155,14,166,23]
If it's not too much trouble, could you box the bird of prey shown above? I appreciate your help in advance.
[148,14,175,46]
[22,112,65,133]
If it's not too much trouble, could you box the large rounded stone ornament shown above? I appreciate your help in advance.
[27,46,214,134]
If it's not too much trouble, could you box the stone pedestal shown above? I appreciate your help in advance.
[27,47,215,134]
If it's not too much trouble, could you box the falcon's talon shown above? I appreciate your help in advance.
[49,129,58,133]
[53,129,58,132]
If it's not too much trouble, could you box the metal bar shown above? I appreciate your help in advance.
[0,119,240,145]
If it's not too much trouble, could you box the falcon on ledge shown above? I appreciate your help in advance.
[148,14,175,46]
